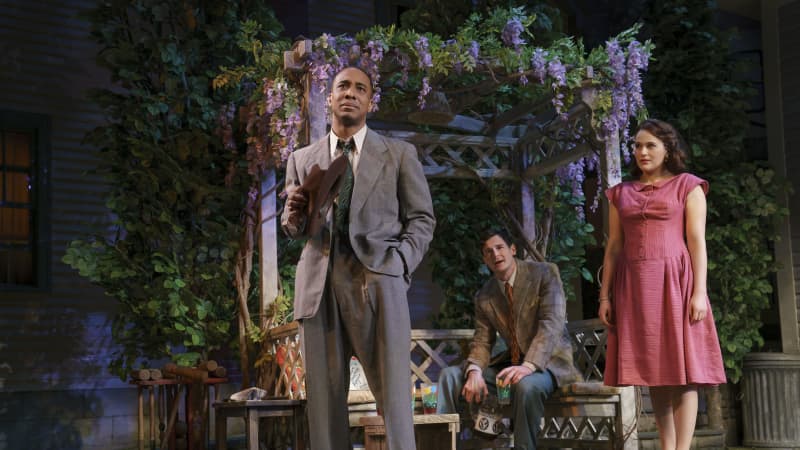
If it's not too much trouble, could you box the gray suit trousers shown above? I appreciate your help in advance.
[301,243,416,450]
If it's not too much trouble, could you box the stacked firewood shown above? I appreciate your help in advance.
[129,360,228,382]
[130,359,230,450]
[129,368,163,381]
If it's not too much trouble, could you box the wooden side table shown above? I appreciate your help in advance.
[131,377,227,450]
[360,413,460,450]
[213,399,305,450]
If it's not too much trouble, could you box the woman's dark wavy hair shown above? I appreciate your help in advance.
[630,118,690,179]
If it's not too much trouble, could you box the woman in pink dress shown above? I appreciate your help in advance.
[598,119,726,450]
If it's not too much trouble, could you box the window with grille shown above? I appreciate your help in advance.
[0,111,49,289]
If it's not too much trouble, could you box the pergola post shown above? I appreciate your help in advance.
[599,130,622,235]
[520,143,537,251]
[257,39,321,322]
[259,169,278,329]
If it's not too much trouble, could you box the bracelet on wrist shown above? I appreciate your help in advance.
[599,298,610,303]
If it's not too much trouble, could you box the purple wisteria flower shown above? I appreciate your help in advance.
[547,57,567,113]
[606,39,625,85]
[415,36,433,68]
[418,76,431,109]
[310,34,349,95]
[325,34,336,49]
[444,39,463,74]
[335,36,354,65]
[358,40,385,112]
[501,17,525,52]
[556,159,587,220]
[469,41,480,62]
[518,68,528,86]
[531,48,548,83]
[263,79,285,115]
[601,38,630,140]
[276,109,303,162]
[601,38,650,158]
[370,89,381,112]
[396,51,411,87]
[367,40,383,62]
[547,58,566,85]
[349,43,362,62]
[625,41,649,115]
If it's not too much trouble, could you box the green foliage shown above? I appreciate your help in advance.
[427,180,511,329]
[705,164,786,381]
[400,0,564,42]
[531,176,596,300]
[429,176,595,330]
[64,0,282,379]
[640,0,787,381]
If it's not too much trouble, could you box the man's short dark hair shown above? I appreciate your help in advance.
[330,65,375,95]
[480,227,514,247]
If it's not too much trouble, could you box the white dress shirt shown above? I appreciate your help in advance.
[329,125,368,174]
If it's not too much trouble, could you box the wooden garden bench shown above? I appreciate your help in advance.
[260,318,638,449]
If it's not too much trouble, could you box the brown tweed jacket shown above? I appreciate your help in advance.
[466,258,582,387]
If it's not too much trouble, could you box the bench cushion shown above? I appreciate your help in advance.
[557,381,625,396]
[348,389,376,404]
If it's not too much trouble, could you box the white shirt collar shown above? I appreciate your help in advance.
[329,125,367,159]
[497,261,518,290]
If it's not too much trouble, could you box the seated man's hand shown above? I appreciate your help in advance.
[497,364,533,385]
[286,184,309,212]
[461,370,488,404]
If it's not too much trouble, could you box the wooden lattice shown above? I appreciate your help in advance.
[409,329,474,386]
[538,318,626,450]
[568,318,609,382]
[379,87,606,184]
[382,131,519,179]
[541,415,615,443]
[265,322,306,400]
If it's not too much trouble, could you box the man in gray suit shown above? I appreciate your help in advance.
[437,228,581,450]
[282,66,435,450]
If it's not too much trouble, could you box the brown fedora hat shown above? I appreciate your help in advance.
[303,154,349,236]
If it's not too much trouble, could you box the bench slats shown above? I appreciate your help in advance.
[262,319,635,449]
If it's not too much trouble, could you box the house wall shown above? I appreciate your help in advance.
[0,2,217,448]
[778,1,800,349]
[763,0,800,354]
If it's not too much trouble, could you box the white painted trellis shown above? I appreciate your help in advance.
[256,39,623,322]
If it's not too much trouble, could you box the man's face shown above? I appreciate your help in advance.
[329,67,372,128]
[481,235,516,279]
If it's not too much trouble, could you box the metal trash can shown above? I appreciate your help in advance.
[742,352,800,448]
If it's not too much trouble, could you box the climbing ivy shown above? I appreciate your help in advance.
[63,1,284,379]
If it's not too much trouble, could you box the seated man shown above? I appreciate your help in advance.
[437,228,581,450]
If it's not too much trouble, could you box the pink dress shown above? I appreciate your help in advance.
[604,173,726,386]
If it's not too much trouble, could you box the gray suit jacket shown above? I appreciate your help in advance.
[466,259,582,387]
[281,129,436,320]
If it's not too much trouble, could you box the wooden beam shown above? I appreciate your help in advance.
[443,114,486,133]
[423,167,516,179]
[522,142,594,179]
[483,97,553,136]
[382,131,517,147]
[283,39,313,71]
